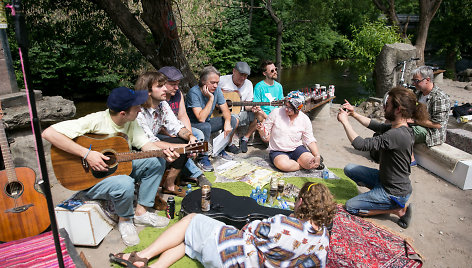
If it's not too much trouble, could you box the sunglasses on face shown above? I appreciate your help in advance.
[412,78,426,84]
[268,67,278,73]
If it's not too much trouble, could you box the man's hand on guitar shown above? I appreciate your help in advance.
[163,148,180,163]
[86,151,110,171]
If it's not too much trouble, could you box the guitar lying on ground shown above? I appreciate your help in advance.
[0,104,50,242]
[50,133,208,191]
[211,91,285,117]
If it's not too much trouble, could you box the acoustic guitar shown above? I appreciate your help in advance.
[211,91,285,117]
[50,134,208,191]
[0,105,50,242]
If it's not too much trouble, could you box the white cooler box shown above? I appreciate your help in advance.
[55,203,115,246]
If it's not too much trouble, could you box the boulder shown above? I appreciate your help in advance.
[374,43,417,98]
[1,92,76,182]
[465,84,472,91]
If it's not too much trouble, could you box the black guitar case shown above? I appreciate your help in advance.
[180,188,291,229]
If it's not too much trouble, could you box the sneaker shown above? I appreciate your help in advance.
[134,211,169,228]
[410,160,417,167]
[118,220,140,246]
[197,174,212,187]
[239,138,248,153]
[225,144,240,154]
[219,150,233,161]
[197,156,214,172]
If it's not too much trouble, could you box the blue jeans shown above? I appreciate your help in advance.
[157,129,204,178]
[191,116,238,155]
[343,163,410,214]
[85,158,166,218]
[184,127,204,178]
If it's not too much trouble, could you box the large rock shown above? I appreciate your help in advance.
[1,92,76,182]
[374,43,417,98]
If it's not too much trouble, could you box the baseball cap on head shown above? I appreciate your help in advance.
[158,66,184,81]
[286,90,305,111]
[107,87,149,112]
[234,62,251,76]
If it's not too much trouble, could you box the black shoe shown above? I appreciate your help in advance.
[225,144,240,154]
[197,174,212,187]
[240,138,248,153]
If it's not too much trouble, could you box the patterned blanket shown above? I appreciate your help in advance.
[327,205,423,268]
[0,231,76,267]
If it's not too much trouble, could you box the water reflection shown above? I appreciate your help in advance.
[249,60,369,104]
[75,60,369,116]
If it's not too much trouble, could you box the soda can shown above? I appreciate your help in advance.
[166,196,175,219]
[201,185,211,212]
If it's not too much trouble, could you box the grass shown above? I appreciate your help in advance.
[114,168,357,267]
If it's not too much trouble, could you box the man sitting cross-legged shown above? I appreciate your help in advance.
[42,87,180,246]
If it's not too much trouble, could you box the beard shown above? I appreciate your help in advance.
[384,108,396,122]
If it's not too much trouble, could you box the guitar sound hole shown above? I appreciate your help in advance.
[103,152,117,167]
[5,181,24,198]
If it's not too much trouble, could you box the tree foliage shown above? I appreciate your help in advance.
[342,20,403,92]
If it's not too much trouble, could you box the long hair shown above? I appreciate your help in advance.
[135,71,167,108]
[388,86,429,122]
[198,66,220,87]
[294,182,337,228]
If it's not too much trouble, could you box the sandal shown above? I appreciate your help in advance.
[109,251,149,268]
[162,186,186,197]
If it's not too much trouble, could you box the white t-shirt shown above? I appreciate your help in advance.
[218,74,254,101]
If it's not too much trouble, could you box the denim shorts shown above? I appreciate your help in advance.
[185,214,225,267]
[233,111,255,127]
[269,145,310,165]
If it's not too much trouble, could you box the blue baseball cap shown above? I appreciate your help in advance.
[107,87,149,112]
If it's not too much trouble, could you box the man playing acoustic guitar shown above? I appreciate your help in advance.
[219,62,267,153]
[42,87,180,246]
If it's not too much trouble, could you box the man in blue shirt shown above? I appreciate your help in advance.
[186,66,238,171]
[253,60,285,116]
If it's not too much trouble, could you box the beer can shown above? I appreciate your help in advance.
[329,85,335,97]
[201,185,211,212]
[277,179,285,198]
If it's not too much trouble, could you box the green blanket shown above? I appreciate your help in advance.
[117,168,357,267]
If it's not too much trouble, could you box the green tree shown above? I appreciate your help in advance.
[430,1,472,77]
[342,20,403,92]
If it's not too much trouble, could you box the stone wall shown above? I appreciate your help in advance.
[1,91,75,181]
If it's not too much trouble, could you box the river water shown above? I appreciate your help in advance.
[75,60,368,117]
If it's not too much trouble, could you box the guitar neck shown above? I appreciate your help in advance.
[116,147,186,162]
[0,120,17,182]
[231,101,282,107]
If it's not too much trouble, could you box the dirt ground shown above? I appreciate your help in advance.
[49,78,472,267]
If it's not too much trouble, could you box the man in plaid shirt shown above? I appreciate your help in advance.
[411,66,450,150]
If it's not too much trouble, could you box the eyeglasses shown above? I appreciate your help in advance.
[412,78,426,84]
[269,67,278,73]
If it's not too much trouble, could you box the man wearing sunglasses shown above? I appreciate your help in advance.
[410,66,450,164]
[253,60,285,116]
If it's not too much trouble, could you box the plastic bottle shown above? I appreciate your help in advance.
[250,189,257,201]
[259,189,268,205]
[322,168,329,179]
[186,184,192,195]
[454,100,459,107]
[276,197,285,209]
[255,186,261,201]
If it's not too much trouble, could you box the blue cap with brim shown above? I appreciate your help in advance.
[107,87,149,112]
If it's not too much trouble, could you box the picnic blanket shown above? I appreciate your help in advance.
[327,205,423,268]
[0,231,76,268]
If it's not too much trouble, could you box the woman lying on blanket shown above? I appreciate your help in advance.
[110,182,337,268]
[256,90,323,172]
